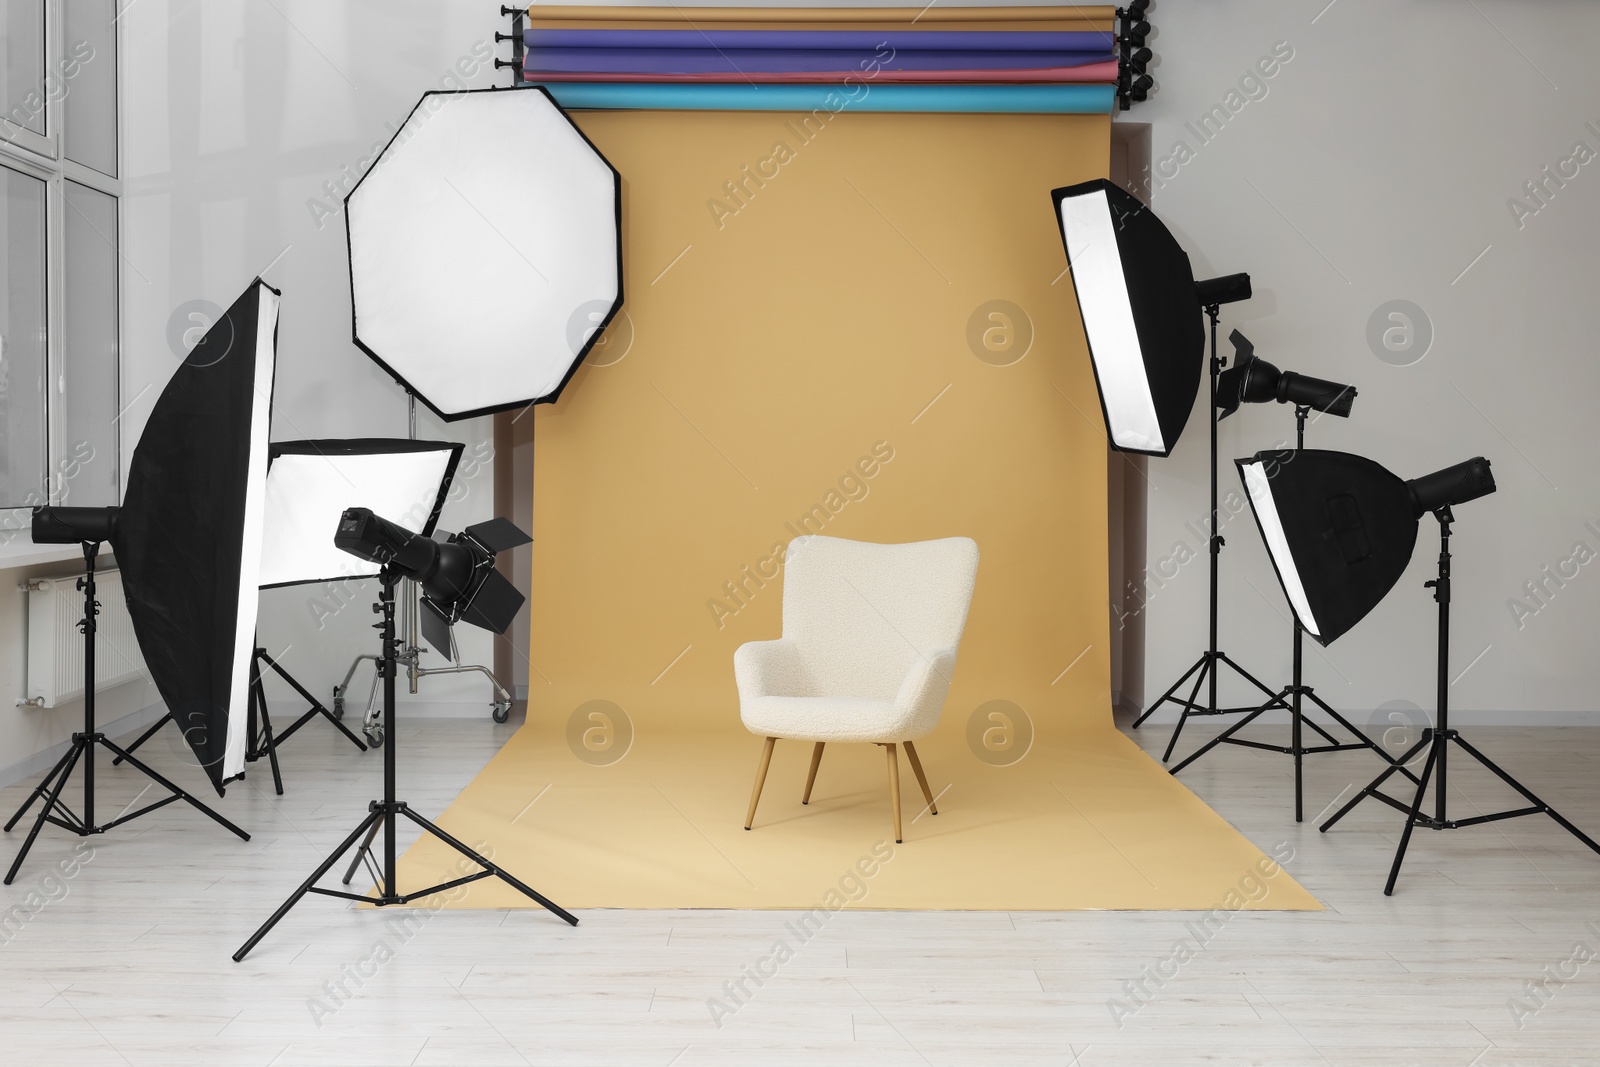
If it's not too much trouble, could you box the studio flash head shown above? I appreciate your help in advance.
[1218,330,1356,419]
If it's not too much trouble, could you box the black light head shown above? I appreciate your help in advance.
[32,506,120,546]
[1406,457,1496,517]
[1217,330,1356,420]
[335,507,439,576]
[460,516,533,555]
[1194,272,1251,308]
[334,506,530,642]
[427,519,532,637]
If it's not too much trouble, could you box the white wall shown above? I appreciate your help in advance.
[119,1,513,728]
[1128,0,1600,723]
[0,546,165,784]
[23,0,1591,785]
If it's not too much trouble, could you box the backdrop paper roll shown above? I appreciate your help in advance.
[528,63,1120,85]
[526,29,1115,51]
[536,82,1116,113]
[525,46,1111,75]
[523,5,1115,27]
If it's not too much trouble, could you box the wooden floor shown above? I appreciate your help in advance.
[2,708,1599,1066]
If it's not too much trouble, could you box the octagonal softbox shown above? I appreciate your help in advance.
[345,86,623,421]
[115,278,280,794]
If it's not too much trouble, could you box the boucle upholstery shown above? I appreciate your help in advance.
[736,535,979,743]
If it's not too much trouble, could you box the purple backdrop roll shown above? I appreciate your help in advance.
[525,28,1114,51]
[525,46,1112,75]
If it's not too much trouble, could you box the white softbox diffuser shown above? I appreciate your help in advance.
[1050,178,1205,458]
[1238,457,1321,639]
[260,439,463,588]
[345,87,623,421]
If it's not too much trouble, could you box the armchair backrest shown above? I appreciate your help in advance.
[780,535,979,699]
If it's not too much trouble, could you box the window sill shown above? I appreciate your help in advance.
[0,538,112,571]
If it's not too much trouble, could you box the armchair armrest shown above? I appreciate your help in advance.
[893,646,959,724]
[734,638,808,701]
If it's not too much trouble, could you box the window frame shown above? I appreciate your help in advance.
[0,0,123,513]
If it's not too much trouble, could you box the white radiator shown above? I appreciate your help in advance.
[21,570,148,708]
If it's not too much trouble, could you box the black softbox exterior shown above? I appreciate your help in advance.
[115,279,279,795]
[1238,449,1418,647]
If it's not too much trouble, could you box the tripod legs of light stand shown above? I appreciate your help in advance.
[1138,652,1290,763]
[1319,507,1600,892]
[232,572,575,962]
[247,668,284,795]
[1170,623,1418,821]
[246,647,369,756]
[1166,403,1418,818]
[115,647,367,789]
[4,543,250,885]
[1131,303,1286,758]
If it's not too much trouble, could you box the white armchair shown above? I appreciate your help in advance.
[736,535,979,842]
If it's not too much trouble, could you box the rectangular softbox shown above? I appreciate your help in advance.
[259,439,464,589]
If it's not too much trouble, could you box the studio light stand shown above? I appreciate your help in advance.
[233,569,574,961]
[117,644,367,792]
[332,395,515,748]
[5,538,250,885]
[1320,506,1600,893]
[1171,405,1417,820]
[1131,301,1287,759]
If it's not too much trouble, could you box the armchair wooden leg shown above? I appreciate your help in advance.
[802,742,825,804]
[886,743,903,844]
[745,736,777,830]
[903,740,938,816]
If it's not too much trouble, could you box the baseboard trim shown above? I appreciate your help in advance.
[393,701,508,720]
[1123,705,1600,728]
[1,697,507,789]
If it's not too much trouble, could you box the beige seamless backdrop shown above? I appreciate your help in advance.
[398,108,1318,911]
[529,108,1114,739]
